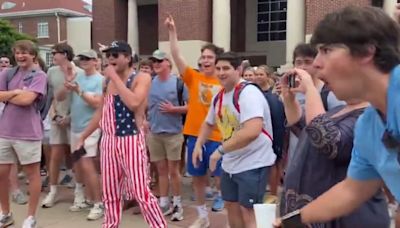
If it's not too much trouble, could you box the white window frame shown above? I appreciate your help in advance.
[37,22,49,38]
[45,52,52,66]
[18,22,23,33]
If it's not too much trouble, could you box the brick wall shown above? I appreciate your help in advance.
[92,0,127,48]
[305,0,371,34]
[158,0,212,42]
[8,15,68,46]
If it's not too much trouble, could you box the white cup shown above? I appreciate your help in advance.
[254,203,277,228]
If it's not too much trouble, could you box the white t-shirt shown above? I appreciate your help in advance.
[206,83,276,174]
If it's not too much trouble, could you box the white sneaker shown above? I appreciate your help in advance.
[11,190,28,205]
[41,192,57,208]
[0,212,14,227]
[170,205,184,221]
[189,217,210,228]
[70,201,91,212]
[22,216,37,228]
[87,203,104,221]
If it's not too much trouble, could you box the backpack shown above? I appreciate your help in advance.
[176,77,187,125]
[262,89,286,158]
[6,66,52,120]
[212,82,274,148]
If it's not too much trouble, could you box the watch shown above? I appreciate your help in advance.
[217,145,225,156]
[281,209,304,228]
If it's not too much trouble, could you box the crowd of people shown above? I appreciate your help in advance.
[0,5,399,228]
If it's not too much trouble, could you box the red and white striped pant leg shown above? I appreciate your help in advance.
[120,133,167,228]
[100,134,124,228]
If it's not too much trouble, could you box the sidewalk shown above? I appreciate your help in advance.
[11,176,228,228]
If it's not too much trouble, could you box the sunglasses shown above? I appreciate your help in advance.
[79,56,94,61]
[106,52,121,58]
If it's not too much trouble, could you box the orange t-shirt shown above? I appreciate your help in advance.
[182,67,222,142]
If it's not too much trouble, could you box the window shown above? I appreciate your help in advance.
[45,52,52,66]
[257,0,287,42]
[37,22,49,38]
[18,22,22,33]
[1,1,16,10]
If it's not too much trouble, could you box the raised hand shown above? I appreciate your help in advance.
[164,14,176,32]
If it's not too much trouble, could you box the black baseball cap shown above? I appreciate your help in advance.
[102,41,132,55]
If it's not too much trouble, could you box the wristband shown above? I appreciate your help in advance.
[217,145,225,155]
[281,209,304,228]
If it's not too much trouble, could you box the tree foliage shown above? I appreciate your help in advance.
[0,19,36,58]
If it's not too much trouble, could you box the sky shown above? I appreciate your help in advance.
[82,0,92,4]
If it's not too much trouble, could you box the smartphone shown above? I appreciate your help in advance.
[72,146,87,163]
[288,74,297,88]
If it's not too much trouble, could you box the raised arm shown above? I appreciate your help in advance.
[165,14,188,75]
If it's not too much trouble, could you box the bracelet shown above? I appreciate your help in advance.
[78,90,84,97]
[217,145,225,155]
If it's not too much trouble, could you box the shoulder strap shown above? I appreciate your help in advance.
[232,81,273,141]
[6,66,19,90]
[103,72,136,93]
[320,84,330,111]
[176,77,184,106]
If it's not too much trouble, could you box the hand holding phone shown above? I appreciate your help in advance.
[72,146,87,163]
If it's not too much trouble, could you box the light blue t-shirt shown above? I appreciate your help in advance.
[148,74,188,134]
[348,65,400,202]
[70,71,103,133]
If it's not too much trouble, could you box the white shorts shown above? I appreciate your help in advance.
[70,129,101,158]
[0,138,41,165]
[50,124,70,145]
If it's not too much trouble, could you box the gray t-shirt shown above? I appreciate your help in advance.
[206,83,276,174]
[47,65,83,117]
[148,75,188,134]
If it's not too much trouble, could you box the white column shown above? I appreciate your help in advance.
[285,0,305,64]
[383,0,397,18]
[127,0,139,54]
[213,0,231,51]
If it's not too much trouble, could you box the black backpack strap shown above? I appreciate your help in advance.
[320,84,330,111]
[176,77,184,106]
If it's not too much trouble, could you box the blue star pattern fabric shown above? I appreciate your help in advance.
[113,73,138,137]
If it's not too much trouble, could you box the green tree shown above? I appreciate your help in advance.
[0,19,36,59]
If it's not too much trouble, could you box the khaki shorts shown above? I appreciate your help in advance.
[70,129,101,158]
[0,138,41,165]
[147,133,184,162]
[50,124,70,145]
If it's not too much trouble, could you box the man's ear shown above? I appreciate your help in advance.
[360,44,376,65]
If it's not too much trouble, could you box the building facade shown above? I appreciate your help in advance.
[93,0,396,69]
[0,0,92,66]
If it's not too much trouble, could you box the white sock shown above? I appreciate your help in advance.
[159,196,169,207]
[66,169,73,177]
[196,204,208,218]
[75,183,84,193]
[50,185,57,194]
[172,196,182,207]
[205,186,213,195]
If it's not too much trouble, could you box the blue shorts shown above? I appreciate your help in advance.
[186,136,222,176]
[221,166,269,208]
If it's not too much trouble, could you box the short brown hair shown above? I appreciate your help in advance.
[139,59,153,70]
[311,6,400,73]
[12,40,38,59]
[292,43,317,63]
[52,42,75,61]
[201,43,224,56]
